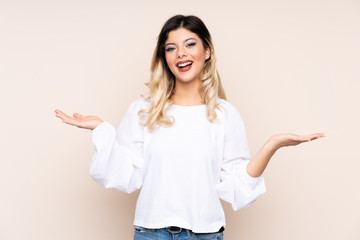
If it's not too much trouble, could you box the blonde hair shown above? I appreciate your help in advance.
[139,15,227,132]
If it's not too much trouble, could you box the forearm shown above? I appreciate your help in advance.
[246,138,278,178]
[246,132,324,178]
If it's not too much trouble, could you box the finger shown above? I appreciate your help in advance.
[56,111,72,121]
[62,118,79,126]
[291,135,311,142]
[309,133,325,141]
[56,110,77,123]
[55,109,67,117]
[55,110,68,120]
[73,113,83,119]
[55,109,65,117]
[298,133,325,142]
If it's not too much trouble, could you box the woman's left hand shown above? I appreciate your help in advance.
[247,132,325,177]
[269,133,325,150]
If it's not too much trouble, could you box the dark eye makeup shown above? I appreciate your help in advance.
[165,41,196,52]
[165,47,175,52]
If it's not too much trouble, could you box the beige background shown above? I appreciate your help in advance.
[1,0,359,239]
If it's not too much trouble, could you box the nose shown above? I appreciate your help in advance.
[177,47,187,59]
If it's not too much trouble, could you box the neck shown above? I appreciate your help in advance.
[172,79,203,106]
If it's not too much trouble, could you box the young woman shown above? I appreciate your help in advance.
[55,15,324,240]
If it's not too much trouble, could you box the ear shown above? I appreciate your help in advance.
[205,47,211,60]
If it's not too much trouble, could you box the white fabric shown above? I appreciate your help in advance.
[90,98,266,233]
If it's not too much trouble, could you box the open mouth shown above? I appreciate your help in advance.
[177,61,193,69]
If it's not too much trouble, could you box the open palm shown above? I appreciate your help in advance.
[54,109,103,130]
[270,133,325,149]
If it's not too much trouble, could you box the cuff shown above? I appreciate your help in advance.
[238,160,264,190]
[91,121,116,149]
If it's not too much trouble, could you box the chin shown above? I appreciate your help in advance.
[174,73,202,84]
[175,77,198,84]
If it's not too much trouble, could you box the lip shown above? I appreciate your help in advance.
[176,60,194,69]
[176,60,193,72]
[176,60,193,67]
[177,64,192,72]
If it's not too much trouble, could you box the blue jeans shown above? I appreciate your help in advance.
[133,225,224,240]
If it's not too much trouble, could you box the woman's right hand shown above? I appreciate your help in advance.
[54,109,104,130]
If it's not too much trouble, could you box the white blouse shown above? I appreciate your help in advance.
[90,97,266,233]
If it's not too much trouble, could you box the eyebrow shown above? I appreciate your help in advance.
[165,38,197,47]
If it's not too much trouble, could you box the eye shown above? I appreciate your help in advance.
[187,42,196,47]
[165,47,175,52]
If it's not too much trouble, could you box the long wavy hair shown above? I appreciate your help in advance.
[139,15,227,132]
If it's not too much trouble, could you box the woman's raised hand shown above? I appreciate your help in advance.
[54,109,104,130]
[246,132,325,177]
[269,133,325,150]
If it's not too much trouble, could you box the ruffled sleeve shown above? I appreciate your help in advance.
[216,101,266,211]
[89,98,146,193]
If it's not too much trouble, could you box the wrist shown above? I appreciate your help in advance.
[91,120,104,130]
[266,136,281,152]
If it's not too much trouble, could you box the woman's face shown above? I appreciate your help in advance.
[164,28,210,84]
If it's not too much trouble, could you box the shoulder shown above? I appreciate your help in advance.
[216,98,243,120]
[120,97,151,122]
[127,97,151,112]
[217,98,237,110]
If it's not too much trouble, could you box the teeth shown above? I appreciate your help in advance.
[178,62,192,68]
